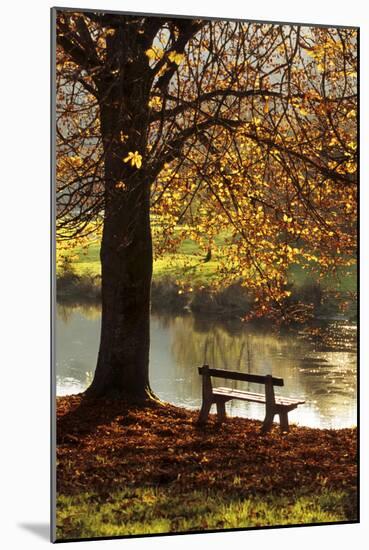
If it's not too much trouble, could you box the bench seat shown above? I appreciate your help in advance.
[213,387,305,407]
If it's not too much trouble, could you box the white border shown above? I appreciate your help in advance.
[1,1,366,548]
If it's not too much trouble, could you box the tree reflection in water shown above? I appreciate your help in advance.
[56,305,357,429]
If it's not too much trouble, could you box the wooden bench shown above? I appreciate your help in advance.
[198,365,305,433]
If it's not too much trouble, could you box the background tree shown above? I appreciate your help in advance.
[55,9,357,401]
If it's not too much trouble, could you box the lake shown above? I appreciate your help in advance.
[56,304,357,429]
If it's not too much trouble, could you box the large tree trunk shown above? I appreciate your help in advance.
[86,172,155,400]
[86,76,156,400]
[85,28,159,401]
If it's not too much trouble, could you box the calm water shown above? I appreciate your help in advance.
[56,304,357,429]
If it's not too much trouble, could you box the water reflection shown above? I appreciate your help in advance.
[56,304,357,429]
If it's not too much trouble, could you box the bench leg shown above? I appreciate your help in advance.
[197,399,212,424]
[261,411,275,433]
[216,400,227,423]
[279,410,289,433]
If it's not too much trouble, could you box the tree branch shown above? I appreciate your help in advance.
[152,115,355,186]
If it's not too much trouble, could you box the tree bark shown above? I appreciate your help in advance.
[86,172,155,400]
[86,65,155,400]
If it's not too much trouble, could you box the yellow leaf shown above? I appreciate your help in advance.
[123,151,143,169]
[345,162,356,174]
[145,47,164,61]
[168,51,184,65]
[145,48,156,60]
[115,181,126,190]
[148,96,162,109]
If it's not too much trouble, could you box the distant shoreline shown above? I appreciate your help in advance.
[56,273,356,324]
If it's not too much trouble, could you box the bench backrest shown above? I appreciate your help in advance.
[198,365,284,387]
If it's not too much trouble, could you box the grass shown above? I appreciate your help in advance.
[57,231,227,285]
[56,227,356,321]
[153,239,220,285]
[64,241,101,277]
[56,486,352,540]
[57,230,357,293]
[288,263,357,293]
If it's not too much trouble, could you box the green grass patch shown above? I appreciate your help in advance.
[56,485,353,540]
[57,225,356,293]
[153,251,220,285]
[57,232,229,284]
[61,241,101,277]
[289,264,357,293]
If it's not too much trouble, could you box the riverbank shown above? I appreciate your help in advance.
[56,394,357,540]
[56,229,356,322]
[56,273,356,323]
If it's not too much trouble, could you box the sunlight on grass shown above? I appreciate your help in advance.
[56,223,356,292]
[56,486,352,540]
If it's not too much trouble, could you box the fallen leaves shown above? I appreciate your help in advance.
[56,395,357,503]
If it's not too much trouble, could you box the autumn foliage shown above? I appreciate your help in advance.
[56,14,357,322]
